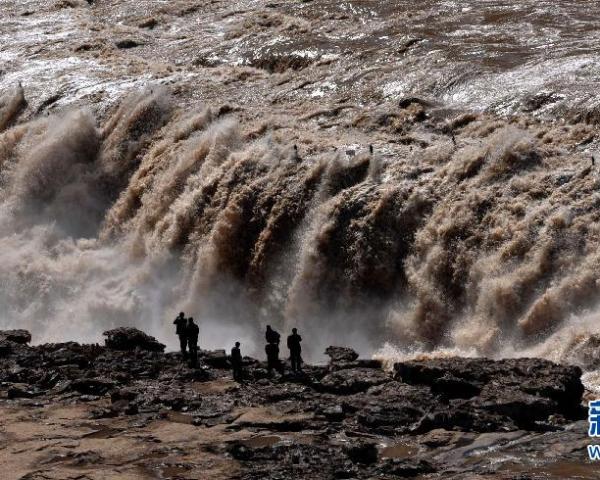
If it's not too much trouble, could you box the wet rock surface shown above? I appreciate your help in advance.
[0,329,593,479]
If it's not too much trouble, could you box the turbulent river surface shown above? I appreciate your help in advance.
[2,0,600,369]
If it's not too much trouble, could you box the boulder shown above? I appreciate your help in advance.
[103,328,165,352]
[325,346,359,364]
[0,329,31,344]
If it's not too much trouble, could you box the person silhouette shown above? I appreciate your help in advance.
[287,328,303,373]
[231,342,243,381]
[187,317,199,367]
[265,325,280,345]
[173,312,188,360]
[265,342,284,375]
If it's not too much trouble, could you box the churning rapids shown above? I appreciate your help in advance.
[2,0,600,374]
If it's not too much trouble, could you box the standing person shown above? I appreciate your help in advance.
[173,312,188,360]
[265,342,284,376]
[187,317,199,368]
[287,328,303,373]
[231,342,243,382]
[265,325,280,345]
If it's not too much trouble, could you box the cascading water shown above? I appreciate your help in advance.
[2,0,600,373]
[1,82,600,368]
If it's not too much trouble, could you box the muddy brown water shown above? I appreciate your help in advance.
[379,442,420,459]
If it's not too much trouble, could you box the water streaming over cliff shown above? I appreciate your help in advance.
[2,0,600,363]
[1,85,600,362]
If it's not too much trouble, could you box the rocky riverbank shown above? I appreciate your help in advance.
[0,328,594,479]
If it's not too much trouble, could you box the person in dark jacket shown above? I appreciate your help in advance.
[173,312,188,359]
[231,342,243,382]
[287,328,302,373]
[187,317,199,367]
[265,325,280,345]
[265,342,284,375]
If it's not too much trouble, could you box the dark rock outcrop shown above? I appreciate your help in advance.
[0,329,588,479]
[325,346,359,364]
[324,346,382,371]
[103,328,165,352]
[356,383,435,434]
[0,329,32,344]
[395,357,585,430]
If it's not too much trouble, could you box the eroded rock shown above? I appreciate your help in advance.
[0,329,31,344]
[394,357,584,425]
[103,328,165,352]
[325,346,359,364]
[0,328,588,479]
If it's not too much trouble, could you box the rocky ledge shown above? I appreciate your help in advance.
[0,328,593,479]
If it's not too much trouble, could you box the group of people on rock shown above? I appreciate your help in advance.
[173,313,303,380]
[173,312,200,367]
[264,325,302,375]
